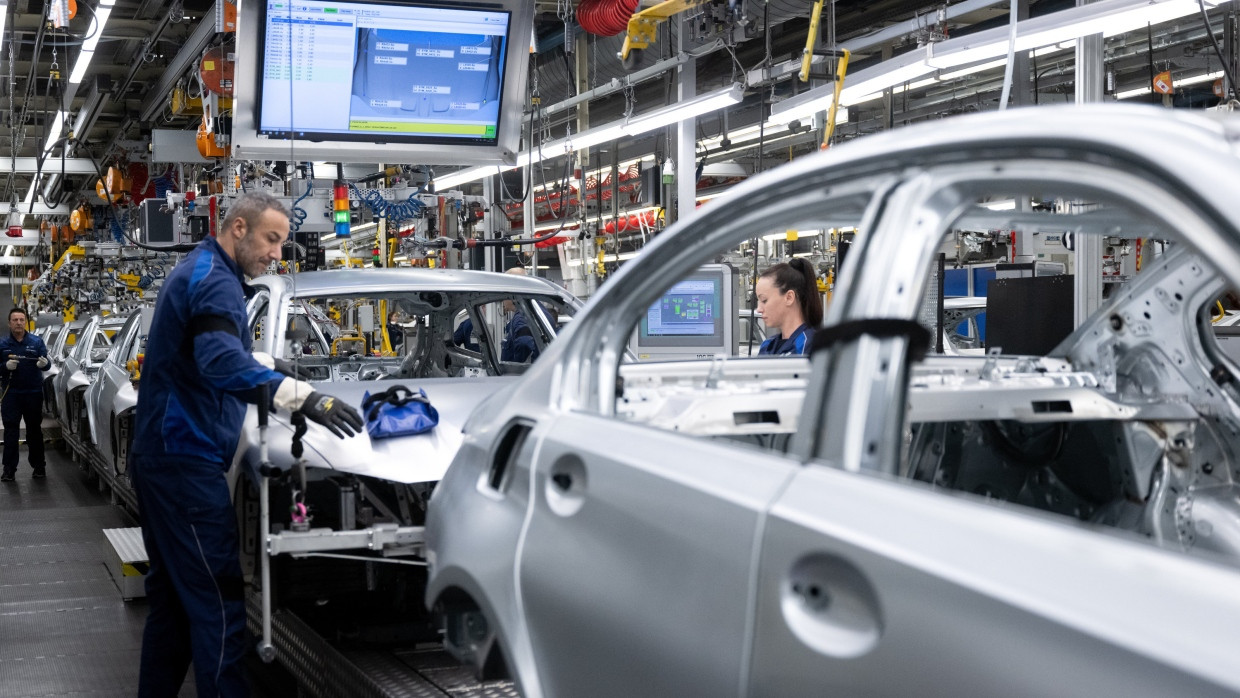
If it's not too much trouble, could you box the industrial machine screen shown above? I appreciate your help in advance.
[645,279,718,336]
[638,273,727,349]
[258,1,510,146]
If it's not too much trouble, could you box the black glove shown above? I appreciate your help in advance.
[299,391,364,439]
[273,358,315,381]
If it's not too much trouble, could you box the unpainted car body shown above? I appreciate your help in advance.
[54,314,126,438]
[227,268,579,636]
[83,308,152,480]
[425,106,1240,697]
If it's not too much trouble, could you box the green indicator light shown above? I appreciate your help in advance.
[334,211,349,223]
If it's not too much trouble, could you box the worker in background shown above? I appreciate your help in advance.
[452,266,539,362]
[387,310,404,350]
[755,258,823,355]
[0,307,50,482]
[130,191,363,698]
[500,266,538,362]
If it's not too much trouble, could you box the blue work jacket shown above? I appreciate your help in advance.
[758,323,814,356]
[132,236,284,463]
[0,332,50,394]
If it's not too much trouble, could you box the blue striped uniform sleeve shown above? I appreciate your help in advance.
[187,253,285,401]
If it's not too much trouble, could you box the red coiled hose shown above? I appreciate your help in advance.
[577,0,640,37]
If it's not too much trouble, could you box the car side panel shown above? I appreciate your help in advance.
[748,465,1240,696]
[517,412,796,698]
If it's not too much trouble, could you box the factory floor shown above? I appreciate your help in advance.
[0,426,292,697]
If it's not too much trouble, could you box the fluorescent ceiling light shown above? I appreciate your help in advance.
[0,8,7,59]
[773,0,1205,119]
[1116,70,1224,99]
[69,5,112,84]
[435,84,744,191]
[981,199,1016,210]
[43,110,66,152]
[762,230,823,240]
[624,83,744,133]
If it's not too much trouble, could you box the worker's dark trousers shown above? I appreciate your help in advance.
[2,391,44,475]
[131,454,249,698]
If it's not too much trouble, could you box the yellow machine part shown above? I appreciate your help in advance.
[53,245,86,271]
[171,86,203,115]
[621,0,706,61]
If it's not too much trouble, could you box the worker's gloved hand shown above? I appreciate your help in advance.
[253,351,314,381]
[5,356,17,371]
[36,356,48,369]
[273,358,314,381]
[299,392,364,439]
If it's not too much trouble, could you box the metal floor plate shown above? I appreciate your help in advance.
[0,445,196,697]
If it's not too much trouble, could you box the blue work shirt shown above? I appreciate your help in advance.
[0,332,49,393]
[758,323,814,356]
[502,312,537,363]
[132,236,284,463]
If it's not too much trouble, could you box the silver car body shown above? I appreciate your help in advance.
[54,314,126,437]
[233,268,580,485]
[43,319,89,419]
[425,106,1240,697]
[83,308,152,478]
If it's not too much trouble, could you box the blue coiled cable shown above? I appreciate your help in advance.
[290,176,314,232]
[347,181,427,225]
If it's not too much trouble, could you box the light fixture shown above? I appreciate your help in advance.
[1116,69,1224,99]
[69,4,112,84]
[0,5,8,59]
[981,199,1016,211]
[770,0,1207,122]
[42,110,66,152]
[435,84,744,191]
[623,83,744,133]
[761,229,824,240]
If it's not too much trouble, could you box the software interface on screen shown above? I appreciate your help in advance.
[260,1,509,143]
[644,279,719,337]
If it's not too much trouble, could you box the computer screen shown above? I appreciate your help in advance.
[632,265,737,360]
[258,1,508,145]
[233,0,532,164]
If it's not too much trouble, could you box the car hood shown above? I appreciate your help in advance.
[237,376,516,484]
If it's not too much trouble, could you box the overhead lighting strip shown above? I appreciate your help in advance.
[435,83,744,190]
[769,0,1207,125]
[68,0,114,84]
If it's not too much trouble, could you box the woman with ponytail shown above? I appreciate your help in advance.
[755,258,823,355]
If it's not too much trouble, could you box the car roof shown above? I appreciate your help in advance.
[254,268,569,298]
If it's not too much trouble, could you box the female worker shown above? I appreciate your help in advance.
[755,258,823,355]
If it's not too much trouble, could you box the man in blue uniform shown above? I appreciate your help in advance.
[130,191,363,697]
[0,307,50,481]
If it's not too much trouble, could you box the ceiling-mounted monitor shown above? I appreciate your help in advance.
[232,0,532,165]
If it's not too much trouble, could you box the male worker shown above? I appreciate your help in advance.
[130,191,363,697]
[0,307,50,481]
[452,266,539,362]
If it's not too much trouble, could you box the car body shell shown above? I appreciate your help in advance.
[425,106,1240,697]
[54,314,126,438]
[84,308,151,479]
[232,268,581,487]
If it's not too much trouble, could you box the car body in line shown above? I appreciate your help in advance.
[42,319,88,419]
[83,308,152,482]
[54,314,127,439]
[424,106,1240,697]
[142,268,580,641]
